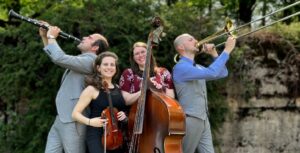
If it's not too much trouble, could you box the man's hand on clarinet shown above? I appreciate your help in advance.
[47,26,61,39]
[38,20,49,38]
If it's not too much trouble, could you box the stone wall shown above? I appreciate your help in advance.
[216,32,300,153]
[218,99,300,153]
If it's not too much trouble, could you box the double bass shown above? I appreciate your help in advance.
[128,17,185,153]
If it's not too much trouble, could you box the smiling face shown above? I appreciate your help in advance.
[97,56,117,80]
[133,46,147,69]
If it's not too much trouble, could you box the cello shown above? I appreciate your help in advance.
[128,17,185,153]
[101,81,123,150]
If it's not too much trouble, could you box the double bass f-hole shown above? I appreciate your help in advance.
[101,81,123,150]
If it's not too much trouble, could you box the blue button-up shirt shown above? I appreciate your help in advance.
[173,52,230,83]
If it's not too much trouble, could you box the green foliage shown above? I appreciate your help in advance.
[0,19,60,152]
[158,1,226,70]
[1,0,299,152]
[268,22,300,43]
[0,0,156,152]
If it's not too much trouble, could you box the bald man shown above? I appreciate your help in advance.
[39,23,109,153]
[172,33,236,153]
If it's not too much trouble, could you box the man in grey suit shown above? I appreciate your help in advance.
[39,23,109,153]
[172,34,236,153]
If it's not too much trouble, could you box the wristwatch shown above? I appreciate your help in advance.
[47,34,56,39]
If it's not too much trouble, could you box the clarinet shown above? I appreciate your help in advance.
[8,9,81,43]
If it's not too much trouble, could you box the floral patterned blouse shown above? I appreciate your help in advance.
[119,67,174,93]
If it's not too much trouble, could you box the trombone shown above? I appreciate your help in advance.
[174,1,300,63]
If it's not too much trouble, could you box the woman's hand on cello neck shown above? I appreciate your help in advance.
[89,117,108,128]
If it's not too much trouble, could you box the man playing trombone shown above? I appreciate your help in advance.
[39,22,109,153]
[172,34,236,153]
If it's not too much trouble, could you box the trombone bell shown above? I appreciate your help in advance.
[224,17,237,38]
[195,17,237,49]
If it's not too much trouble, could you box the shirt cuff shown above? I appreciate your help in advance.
[220,51,230,59]
[43,43,59,51]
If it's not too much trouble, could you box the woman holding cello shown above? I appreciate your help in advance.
[72,51,128,153]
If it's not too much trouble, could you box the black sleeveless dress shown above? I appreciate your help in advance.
[86,86,128,153]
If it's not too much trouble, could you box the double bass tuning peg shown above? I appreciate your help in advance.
[151,16,163,28]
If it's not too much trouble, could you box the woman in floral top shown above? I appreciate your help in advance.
[119,42,175,105]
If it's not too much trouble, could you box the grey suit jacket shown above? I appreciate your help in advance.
[44,43,96,123]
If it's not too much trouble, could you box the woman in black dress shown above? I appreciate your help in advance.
[72,51,128,153]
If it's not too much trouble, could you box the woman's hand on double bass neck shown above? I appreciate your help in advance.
[117,111,127,121]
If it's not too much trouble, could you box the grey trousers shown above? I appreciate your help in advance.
[182,116,214,153]
[45,116,86,153]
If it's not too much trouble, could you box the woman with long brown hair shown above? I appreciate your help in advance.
[72,51,128,153]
